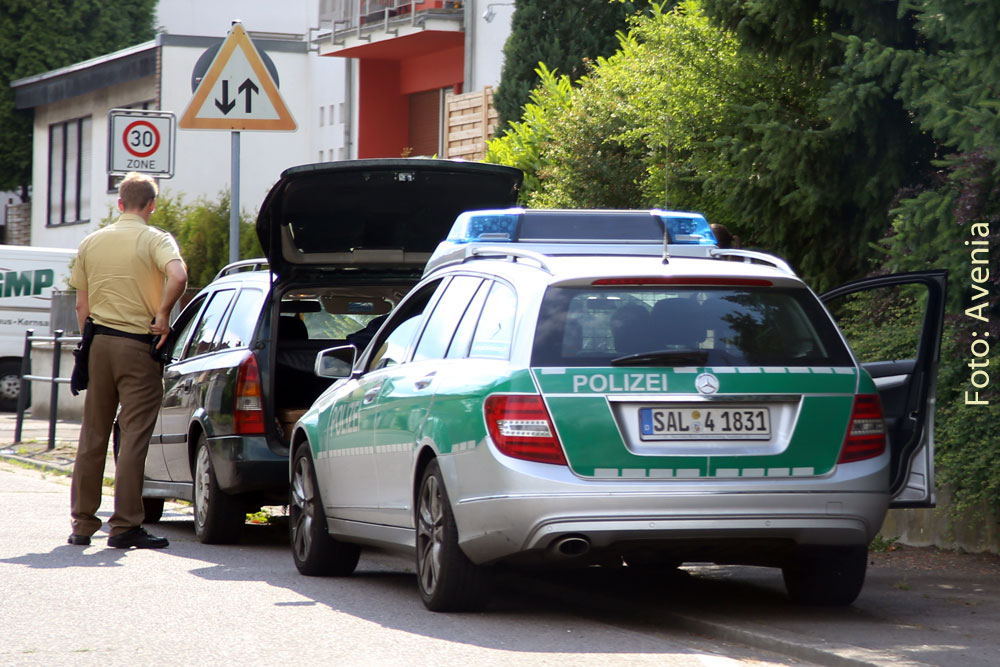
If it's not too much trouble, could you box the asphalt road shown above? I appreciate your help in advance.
[5,460,1000,667]
[0,464,800,667]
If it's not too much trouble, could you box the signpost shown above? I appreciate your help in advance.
[179,22,297,263]
[108,110,176,178]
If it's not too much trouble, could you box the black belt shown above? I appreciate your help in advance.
[93,325,156,344]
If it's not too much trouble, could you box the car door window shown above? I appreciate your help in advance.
[367,280,443,371]
[446,280,490,359]
[825,283,926,364]
[822,271,946,506]
[168,295,206,362]
[217,288,264,351]
[470,281,516,360]
[187,289,235,358]
[413,276,483,362]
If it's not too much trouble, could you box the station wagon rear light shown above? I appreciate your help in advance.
[591,277,773,286]
[484,394,567,465]
[838,394,886,463]
[234,352,266,435]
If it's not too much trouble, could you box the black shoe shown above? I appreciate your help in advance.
[67,534,91,546]
[107,527,168,549]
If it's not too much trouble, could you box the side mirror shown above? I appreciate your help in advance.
[314,344,358,379]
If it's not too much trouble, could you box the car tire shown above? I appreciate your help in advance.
[415,459,491,612]
[193,435,244,544]
[782,545,867,606]
[289,444,360,576]
[142,497,165,524]
[0,360,23,412]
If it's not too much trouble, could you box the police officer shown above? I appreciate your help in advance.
[67,172,187,549]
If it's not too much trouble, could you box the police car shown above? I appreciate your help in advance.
[287,208,945,612]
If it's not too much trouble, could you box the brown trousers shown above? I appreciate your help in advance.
[70,334,163,537]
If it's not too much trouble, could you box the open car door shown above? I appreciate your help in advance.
[822,270,946,508]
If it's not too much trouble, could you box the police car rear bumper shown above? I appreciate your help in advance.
[445,445,890,565]
[454,489,887,564]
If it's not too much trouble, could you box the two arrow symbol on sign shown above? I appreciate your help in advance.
[215,79,260,114]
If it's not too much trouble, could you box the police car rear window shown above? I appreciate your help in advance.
[531,286,853,368]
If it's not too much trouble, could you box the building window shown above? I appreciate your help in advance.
[409,89,445,157]
[48,116,92,226]
[319,107,324,127]
[329,104,335,125]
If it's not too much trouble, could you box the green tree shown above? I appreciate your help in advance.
[693,1,935,291]
[150,191,263,288]
[716,0,1000,517]
[488,0,999,521]
[0,0,157,198]
[485,63,574,201]
[833,0,1000,518]
[493,0,652,130]
[488,2,813,253]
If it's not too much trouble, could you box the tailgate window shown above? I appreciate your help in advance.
[532,286,851,367]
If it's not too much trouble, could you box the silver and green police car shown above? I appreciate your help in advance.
[287,208,945,612]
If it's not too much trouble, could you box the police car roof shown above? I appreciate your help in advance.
[436,250,804,289]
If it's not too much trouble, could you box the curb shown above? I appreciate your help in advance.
[0,451,116,486]
[0,451,73,476]
[658,609,930,667]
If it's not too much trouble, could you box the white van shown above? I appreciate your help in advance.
[0,245,76,411]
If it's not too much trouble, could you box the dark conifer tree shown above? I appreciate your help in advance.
[0,0,158,199]
[494,0,652,130]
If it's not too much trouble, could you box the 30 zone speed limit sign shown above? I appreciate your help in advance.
[108,109,175,178]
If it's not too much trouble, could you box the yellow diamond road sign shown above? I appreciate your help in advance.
[179,24,296,131]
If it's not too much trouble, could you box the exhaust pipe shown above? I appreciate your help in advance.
[550,535,591,558]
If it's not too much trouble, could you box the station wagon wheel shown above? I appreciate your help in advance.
[193,434,244,544]
[289,444,360,576]
[782,545,867,606]
[415,459,491,612]
[0,360,22,412]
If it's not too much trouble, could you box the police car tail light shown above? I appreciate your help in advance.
[484,395,567,465]
[234,352,266,435]
[838,394,886,463]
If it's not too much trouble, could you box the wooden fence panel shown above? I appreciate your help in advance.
[443,86,498,161]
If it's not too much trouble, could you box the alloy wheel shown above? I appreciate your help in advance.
[291,455,315,562]
[194,445,211,529]
[417,473,444,596]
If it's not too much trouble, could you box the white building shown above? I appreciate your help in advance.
[10,0,514,250]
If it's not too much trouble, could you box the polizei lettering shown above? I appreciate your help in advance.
[0,269,55,298]
[572,373,669,393]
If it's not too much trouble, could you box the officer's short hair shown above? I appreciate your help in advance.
[119,172,158,210]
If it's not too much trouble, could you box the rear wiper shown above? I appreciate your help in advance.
[610,349,709,367]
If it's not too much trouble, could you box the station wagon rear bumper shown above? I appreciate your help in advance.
[208,434,289,496]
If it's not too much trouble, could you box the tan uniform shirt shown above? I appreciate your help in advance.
[70,213,184,334]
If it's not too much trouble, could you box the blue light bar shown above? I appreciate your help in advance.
[446,209,524,243]
[446,208,716,246]
[653,210,717,246]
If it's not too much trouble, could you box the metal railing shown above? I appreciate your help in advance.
[15,329,81,451]
[323,1,462,42]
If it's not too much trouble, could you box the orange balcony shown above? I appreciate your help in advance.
[319,0,464,60]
